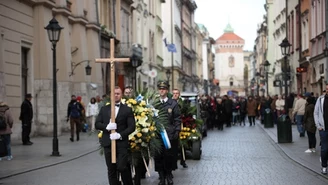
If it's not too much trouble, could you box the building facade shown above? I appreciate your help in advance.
[214,24,245,96]
[0,0,102,139]
[308,0,326,95]
[181,0,197,92]
[131,0,165,91]
[271,0,286,95]
[265,0,275,96]
[162,0,183,91]
[197,24,216,95]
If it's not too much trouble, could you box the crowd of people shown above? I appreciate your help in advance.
[1,83,328,181]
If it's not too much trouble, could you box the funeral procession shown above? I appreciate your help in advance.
[2,0,328,185]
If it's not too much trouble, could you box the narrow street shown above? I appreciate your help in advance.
[1,123,328,185]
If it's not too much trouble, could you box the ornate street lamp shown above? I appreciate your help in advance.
[166,69,171,81]
[256,72,260,96]
[251,78,255,95]
[166,69,171,87]
[45,17,63,156]
[131,58,139,91]
[279,38,291,56]
[279,38,292,143]
[264,60,271,96]
[69,60,92,77]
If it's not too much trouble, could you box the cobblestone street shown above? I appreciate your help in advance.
[1,124,328,185]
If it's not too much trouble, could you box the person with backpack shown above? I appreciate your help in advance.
[20,93,33,145]
[67,95,84,142]
[0,100,14,160]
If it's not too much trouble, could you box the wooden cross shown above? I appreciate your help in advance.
[95,38,130,163]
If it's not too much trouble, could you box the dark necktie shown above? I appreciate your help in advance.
[115,103,120,107]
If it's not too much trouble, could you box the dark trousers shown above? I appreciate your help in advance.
[69,117,81,140]
[248,116,255,126]
[155,139,177,175]
[226,112,232,127]
[218,120,224,130]
[104,147,133,185]
[22,121,31,144]
[134,157,148,185]
[307,131,316,149]
[240,113,246,125]
[319,130,328,167]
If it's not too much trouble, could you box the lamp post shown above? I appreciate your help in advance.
[251,78,255,96]
[69,60,92,77]
[45,17,63,156]
[255,72,260,96]
[279,38,291,114]
[166,69,171,90]
[264,60,271,96]
[131,58,139,91]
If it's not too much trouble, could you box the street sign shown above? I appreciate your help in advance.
[148,69,157,78]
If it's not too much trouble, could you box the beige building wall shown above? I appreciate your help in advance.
[195,25,203,86]
[0,0,102,139]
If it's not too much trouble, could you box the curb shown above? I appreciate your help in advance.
[258,124,328,180]
[0,147,100,180]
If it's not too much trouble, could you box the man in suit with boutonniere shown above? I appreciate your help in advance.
[155,81,181,185]
[95,86,135,185]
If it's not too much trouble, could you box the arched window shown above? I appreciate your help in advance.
[229,77,233,86]
[229,55,235,67]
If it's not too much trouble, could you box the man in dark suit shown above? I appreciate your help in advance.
[20,93,33,145]
[95,86,135,185]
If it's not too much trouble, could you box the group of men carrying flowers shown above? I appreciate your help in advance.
[95,80,193,185]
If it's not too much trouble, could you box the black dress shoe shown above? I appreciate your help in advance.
[181,163,188,168]
[77,136,80,141]
[23,142,32,145]
[167,175,174,185]
[70,138,74,142]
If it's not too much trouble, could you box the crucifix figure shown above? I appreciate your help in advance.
[96,38,130,163]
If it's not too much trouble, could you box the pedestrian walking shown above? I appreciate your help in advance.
[216,98,225,130]
[246,96,257,126]
[154,81,181,185]
[67,95,84,142]
[292,94,307,137]
[95,86,135,185]
[239,97,247,126]
[314,84,328,175]
[19,93,33,145]
[232,98,240,125]
[223,95,233,127]
[0,100,14,160]
[275,95,285,117]
[86,97,98,131]
[303,97,316,153]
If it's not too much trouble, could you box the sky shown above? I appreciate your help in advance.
[194,0,266,51]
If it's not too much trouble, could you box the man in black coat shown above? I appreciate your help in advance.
[20,93,33,145]
[95,86,135,185]
[155,81,181,185]
[223,95,233,127]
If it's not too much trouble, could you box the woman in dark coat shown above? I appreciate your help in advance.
[303,97,316,153]
[216,98,225,131]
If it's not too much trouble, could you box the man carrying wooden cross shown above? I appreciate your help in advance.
[95,39,135,185]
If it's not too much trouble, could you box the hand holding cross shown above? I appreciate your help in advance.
[95,38,130,163]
